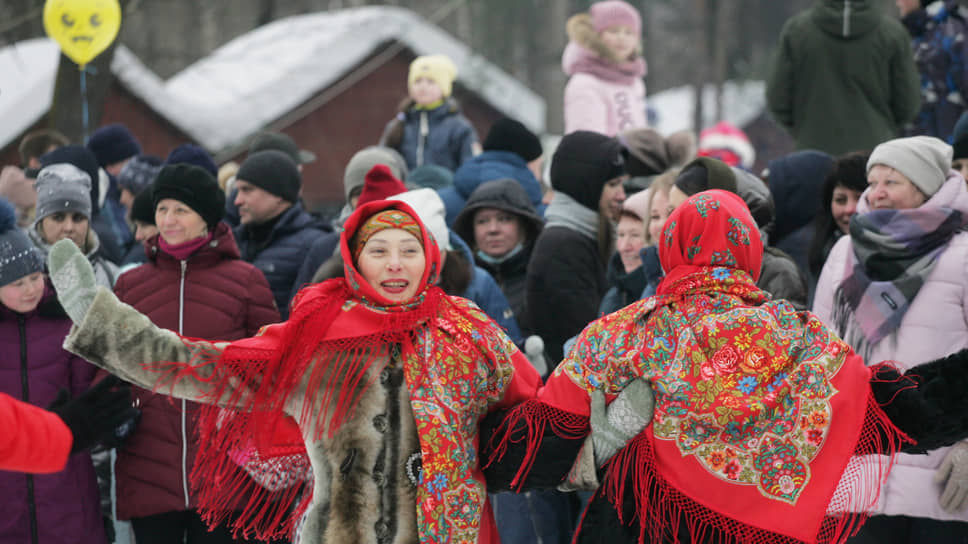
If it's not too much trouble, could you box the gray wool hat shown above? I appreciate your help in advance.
[867,136,952,198]
[344,146,408,201]
[33,163,93,224]
[0,198,44,288]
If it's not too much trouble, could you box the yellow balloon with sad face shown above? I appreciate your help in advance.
[43,0,121,67]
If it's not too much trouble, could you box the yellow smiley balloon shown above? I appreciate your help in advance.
[43,0,121,67]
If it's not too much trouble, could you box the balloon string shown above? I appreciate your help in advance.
[80,68,89,142]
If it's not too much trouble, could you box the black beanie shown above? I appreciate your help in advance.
[550,131,626,210]
[483,118,543,162]
[152,164,225,229]
[674,156,737,197]
[236,150,301,203]
[130,187,155,226]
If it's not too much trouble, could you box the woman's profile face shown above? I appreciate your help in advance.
[357,228,426,302]
[831,185,861,234]
[866,165,927,210]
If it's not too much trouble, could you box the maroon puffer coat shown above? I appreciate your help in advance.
[110,222,280,520]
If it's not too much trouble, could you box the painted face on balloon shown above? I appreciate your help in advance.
[43,0,121,66]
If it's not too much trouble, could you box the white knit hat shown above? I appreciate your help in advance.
[867,136,952,198]
[389,188,450,251]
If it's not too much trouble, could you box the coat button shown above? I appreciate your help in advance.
[373,469,386,487]
[374,520,389,539]
[372,414,388,433]
[379,368,391,384]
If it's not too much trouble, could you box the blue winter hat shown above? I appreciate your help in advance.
[165,144,218,177]
[0,198,44,288]
[87,124,142,167]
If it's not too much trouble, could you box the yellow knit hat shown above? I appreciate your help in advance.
[408,54,458,98]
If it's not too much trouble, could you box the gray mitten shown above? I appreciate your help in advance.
[48,239,98,324]
[590,377,655,466]
[935,440,968,512]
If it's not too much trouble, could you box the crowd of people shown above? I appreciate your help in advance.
[6,0,968,543]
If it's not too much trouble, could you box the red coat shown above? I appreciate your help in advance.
[0,393,71,474]
[109,222,279,519]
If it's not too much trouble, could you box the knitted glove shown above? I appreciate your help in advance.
[48,376,140,454]
[935,441,968,512]
[48,239,98,324]
[590,378,655,466]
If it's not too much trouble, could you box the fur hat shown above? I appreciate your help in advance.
[152,164,225,230]
[0,198,44,288]
[619,128,696,177]
[867,136,952,198]
[39,145,101,215]
[118,154,163,195]
[236,150,302,203]
[389,188,450,251]
[248,131,316,165]
[453,178,544,247]
[408,55,458,98]
[357,165,408,208]
[165,144,219,177]
[483,118,543,162]
[551,131,627,211]
[589,0,642,34]
[344,146,408,202]
[86,123,141,167]
[34,163,93,223]
[697,121,756,170]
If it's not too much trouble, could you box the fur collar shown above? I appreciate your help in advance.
[563,13,646,83]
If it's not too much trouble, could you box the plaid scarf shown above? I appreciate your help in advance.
[833,206,965,357]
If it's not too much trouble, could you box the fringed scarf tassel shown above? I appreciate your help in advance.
[483,399,589,490]
[600,385,912,544]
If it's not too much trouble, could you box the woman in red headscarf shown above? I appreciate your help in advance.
[482,189,968,543]
[45,199,543,544]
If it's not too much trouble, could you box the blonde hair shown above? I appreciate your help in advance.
[643,169,678,246]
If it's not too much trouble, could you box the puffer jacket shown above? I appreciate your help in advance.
[562,13,648,136]
[813,172,968,521]
[380,98,479,172]
[234,202,328,319]
[441,151,547,227]
[0,284,105,544]
[450,232,523,345]
[767,0,921,155]
[110,222,279,520]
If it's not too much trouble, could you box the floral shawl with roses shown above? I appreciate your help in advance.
[533,191,903,543]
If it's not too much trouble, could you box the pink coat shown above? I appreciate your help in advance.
[813,172,968,521]
[562,42,647,136]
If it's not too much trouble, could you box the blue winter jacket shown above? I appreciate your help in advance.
[441,150,547,227]
[381,99,478,172]
[234,202,328,319]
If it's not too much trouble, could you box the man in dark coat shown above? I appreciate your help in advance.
[767,0,921,155]
[233,150,328,319]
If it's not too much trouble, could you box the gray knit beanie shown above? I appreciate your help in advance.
[867,136,952,198]
[344,146,408,201]
[34,163,93,224]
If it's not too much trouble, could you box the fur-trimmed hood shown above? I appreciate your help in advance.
[563,13,646,80]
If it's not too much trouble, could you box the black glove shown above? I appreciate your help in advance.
[48,376,141,454]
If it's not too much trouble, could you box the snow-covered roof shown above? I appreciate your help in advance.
[0,38,60,153]
[0,6,546,154]
[649,80,765,135]
[112,6,546,152]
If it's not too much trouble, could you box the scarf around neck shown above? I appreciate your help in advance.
[544,191,599,240]
[158,230,214,261]
[562,41,647,85]
[832,203,966,356]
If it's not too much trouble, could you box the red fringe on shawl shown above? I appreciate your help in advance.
[598,379,913,544]
[483,399,590,490]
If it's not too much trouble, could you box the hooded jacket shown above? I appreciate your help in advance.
[110,222,279,520]
[0,284,105,544]
[767,0,921,155]
[441,150,547,227]
[380,99,479,172]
